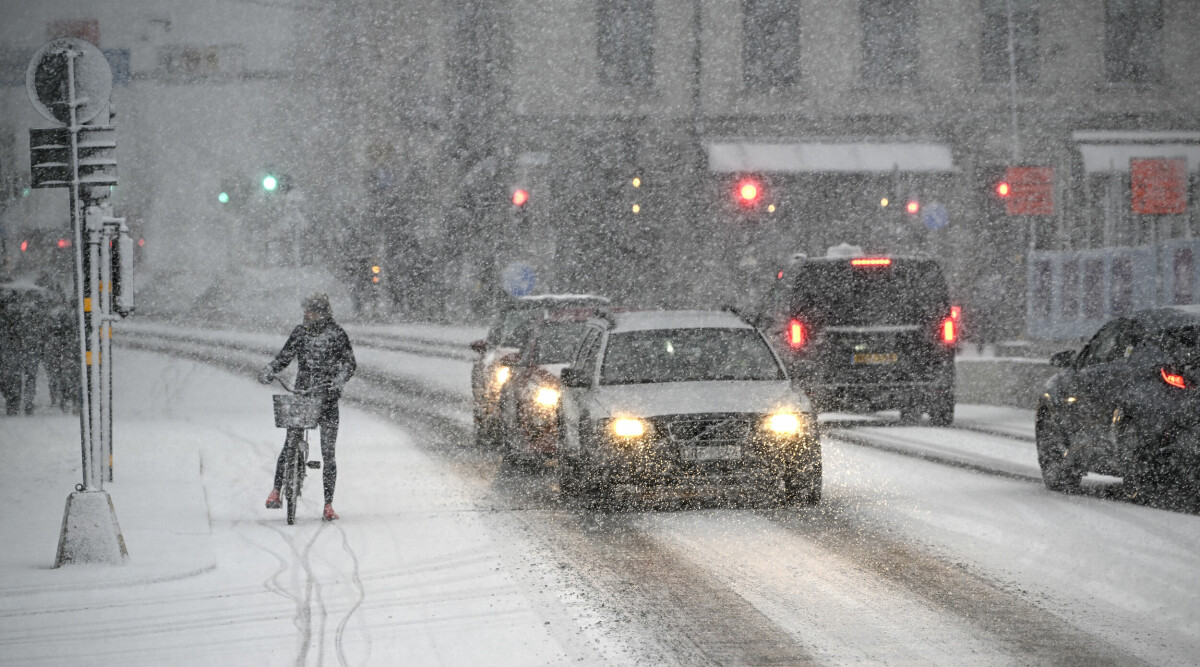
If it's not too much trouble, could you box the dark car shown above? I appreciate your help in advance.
[756,246,958,424]
[1037,306,1200,501]
[556,309,821,505]
[494,308,598,465]
[469,294,608,447]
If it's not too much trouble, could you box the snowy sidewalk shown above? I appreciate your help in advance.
[0,349,573,666]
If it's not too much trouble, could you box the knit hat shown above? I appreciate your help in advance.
[302,292,332,319]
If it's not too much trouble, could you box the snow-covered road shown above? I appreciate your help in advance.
[2,331,1199,665]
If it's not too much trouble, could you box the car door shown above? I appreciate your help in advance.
[1067,320,1137,448]
[559,327,602,456]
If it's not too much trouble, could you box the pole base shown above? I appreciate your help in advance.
[54,490,129,567]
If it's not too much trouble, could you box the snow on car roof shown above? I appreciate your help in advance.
[512,293,609,306]
[1132,305,1200,330]
[608,309,752,333]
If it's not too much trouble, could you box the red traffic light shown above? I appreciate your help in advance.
[905,200,920,215]
[512,189,529,207]
[737,179,760,205]
[995,181,1011,197]
[57,238,71,248]
[20,240,28,252]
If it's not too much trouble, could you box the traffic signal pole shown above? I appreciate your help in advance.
[24,37,128,566]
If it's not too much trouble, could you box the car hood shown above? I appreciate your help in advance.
[590,380,809,418]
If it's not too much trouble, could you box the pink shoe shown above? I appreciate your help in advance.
[265,489,281,509]
[323,504,339,521]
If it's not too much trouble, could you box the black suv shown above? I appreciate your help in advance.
[756,250,957,424]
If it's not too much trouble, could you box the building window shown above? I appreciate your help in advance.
[157,44,245,81]
[861,0,919,85]
[1106,0,1163,83]
[980,0,1039,83]
[743,0,801,93]
[597,0,654,89]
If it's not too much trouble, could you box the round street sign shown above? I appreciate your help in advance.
[26,38,113,126]
[922,202,949,231]
[501,262,537,297]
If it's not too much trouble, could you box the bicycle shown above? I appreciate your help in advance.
[271,378,324,525]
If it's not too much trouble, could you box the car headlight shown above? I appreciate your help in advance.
[534,386,560,408]
[611,417,649,438]
[765,412,803,435]
[493,366,511,387]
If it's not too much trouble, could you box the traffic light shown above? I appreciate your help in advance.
[262,174,278,191]
[629,173,642,214]
[370,263,382,285]
[737,178,761,207]
[218,191,230,204]
[905,200,920,215]
[511,188,529,207]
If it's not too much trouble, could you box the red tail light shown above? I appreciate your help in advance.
[787,319,806,348]
[850,257,892,267]
[1161,368,1188,389]
[940,317,957,344]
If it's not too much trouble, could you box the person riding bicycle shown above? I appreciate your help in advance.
[258,293,356,521]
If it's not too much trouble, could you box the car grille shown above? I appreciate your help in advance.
[660,414,754,445]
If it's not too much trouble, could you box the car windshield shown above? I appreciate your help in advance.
[600,328,784,384]
[791,261,948,326]
[1159,325,1200,366]
[496,310,539,347]
[530,322,589,364]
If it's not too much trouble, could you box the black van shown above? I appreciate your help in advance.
[756,249,957,424]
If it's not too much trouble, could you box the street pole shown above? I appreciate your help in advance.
[64,47,96,491]
[1005,0,1020,165]
[27,36,128,565]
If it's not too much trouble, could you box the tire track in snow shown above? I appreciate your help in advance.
[331,522,368,667]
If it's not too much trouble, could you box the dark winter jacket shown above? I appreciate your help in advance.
[267,319,356,396]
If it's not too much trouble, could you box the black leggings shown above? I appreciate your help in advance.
[273,399,339,504]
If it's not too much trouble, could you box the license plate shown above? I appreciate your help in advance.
[852,352,898,364]
[682,445,742,461]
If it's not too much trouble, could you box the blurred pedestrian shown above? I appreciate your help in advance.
[0,289,19,416]
[44,293,80,412]
[0,283,46,415]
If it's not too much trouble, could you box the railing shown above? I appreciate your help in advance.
[1027,239,1199,340]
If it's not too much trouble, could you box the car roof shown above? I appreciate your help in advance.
[1129,305,1200,331]
[506,293,609,310]
[606,309,753,334]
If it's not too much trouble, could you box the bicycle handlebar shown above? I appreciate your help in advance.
[274,376,331,398]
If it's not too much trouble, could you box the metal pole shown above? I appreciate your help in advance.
[1005,0,1020,164]
[100,211,114,481]
[65,48,94,491]
[87,208,103,490]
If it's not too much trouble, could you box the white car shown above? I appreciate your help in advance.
[557,309,821,505]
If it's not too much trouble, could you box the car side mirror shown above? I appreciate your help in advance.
[560,367,589,388]
[469,339,487,355]
[1049,350,1075,368]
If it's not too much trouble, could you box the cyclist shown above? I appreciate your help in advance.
[258,293,356,521]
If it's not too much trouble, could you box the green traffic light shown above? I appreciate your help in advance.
[262,175,278,191]
[21,187,31,197]
[218,192,230,204]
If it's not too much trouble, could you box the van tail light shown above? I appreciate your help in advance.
[940,317,957,345]
[787,319,806,348]
[1161,368,1189,389]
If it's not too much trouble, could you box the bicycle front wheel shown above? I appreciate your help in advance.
[284,433,305,525]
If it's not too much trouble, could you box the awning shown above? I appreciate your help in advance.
[706,142,955,173]
[1073,131,1200,173]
